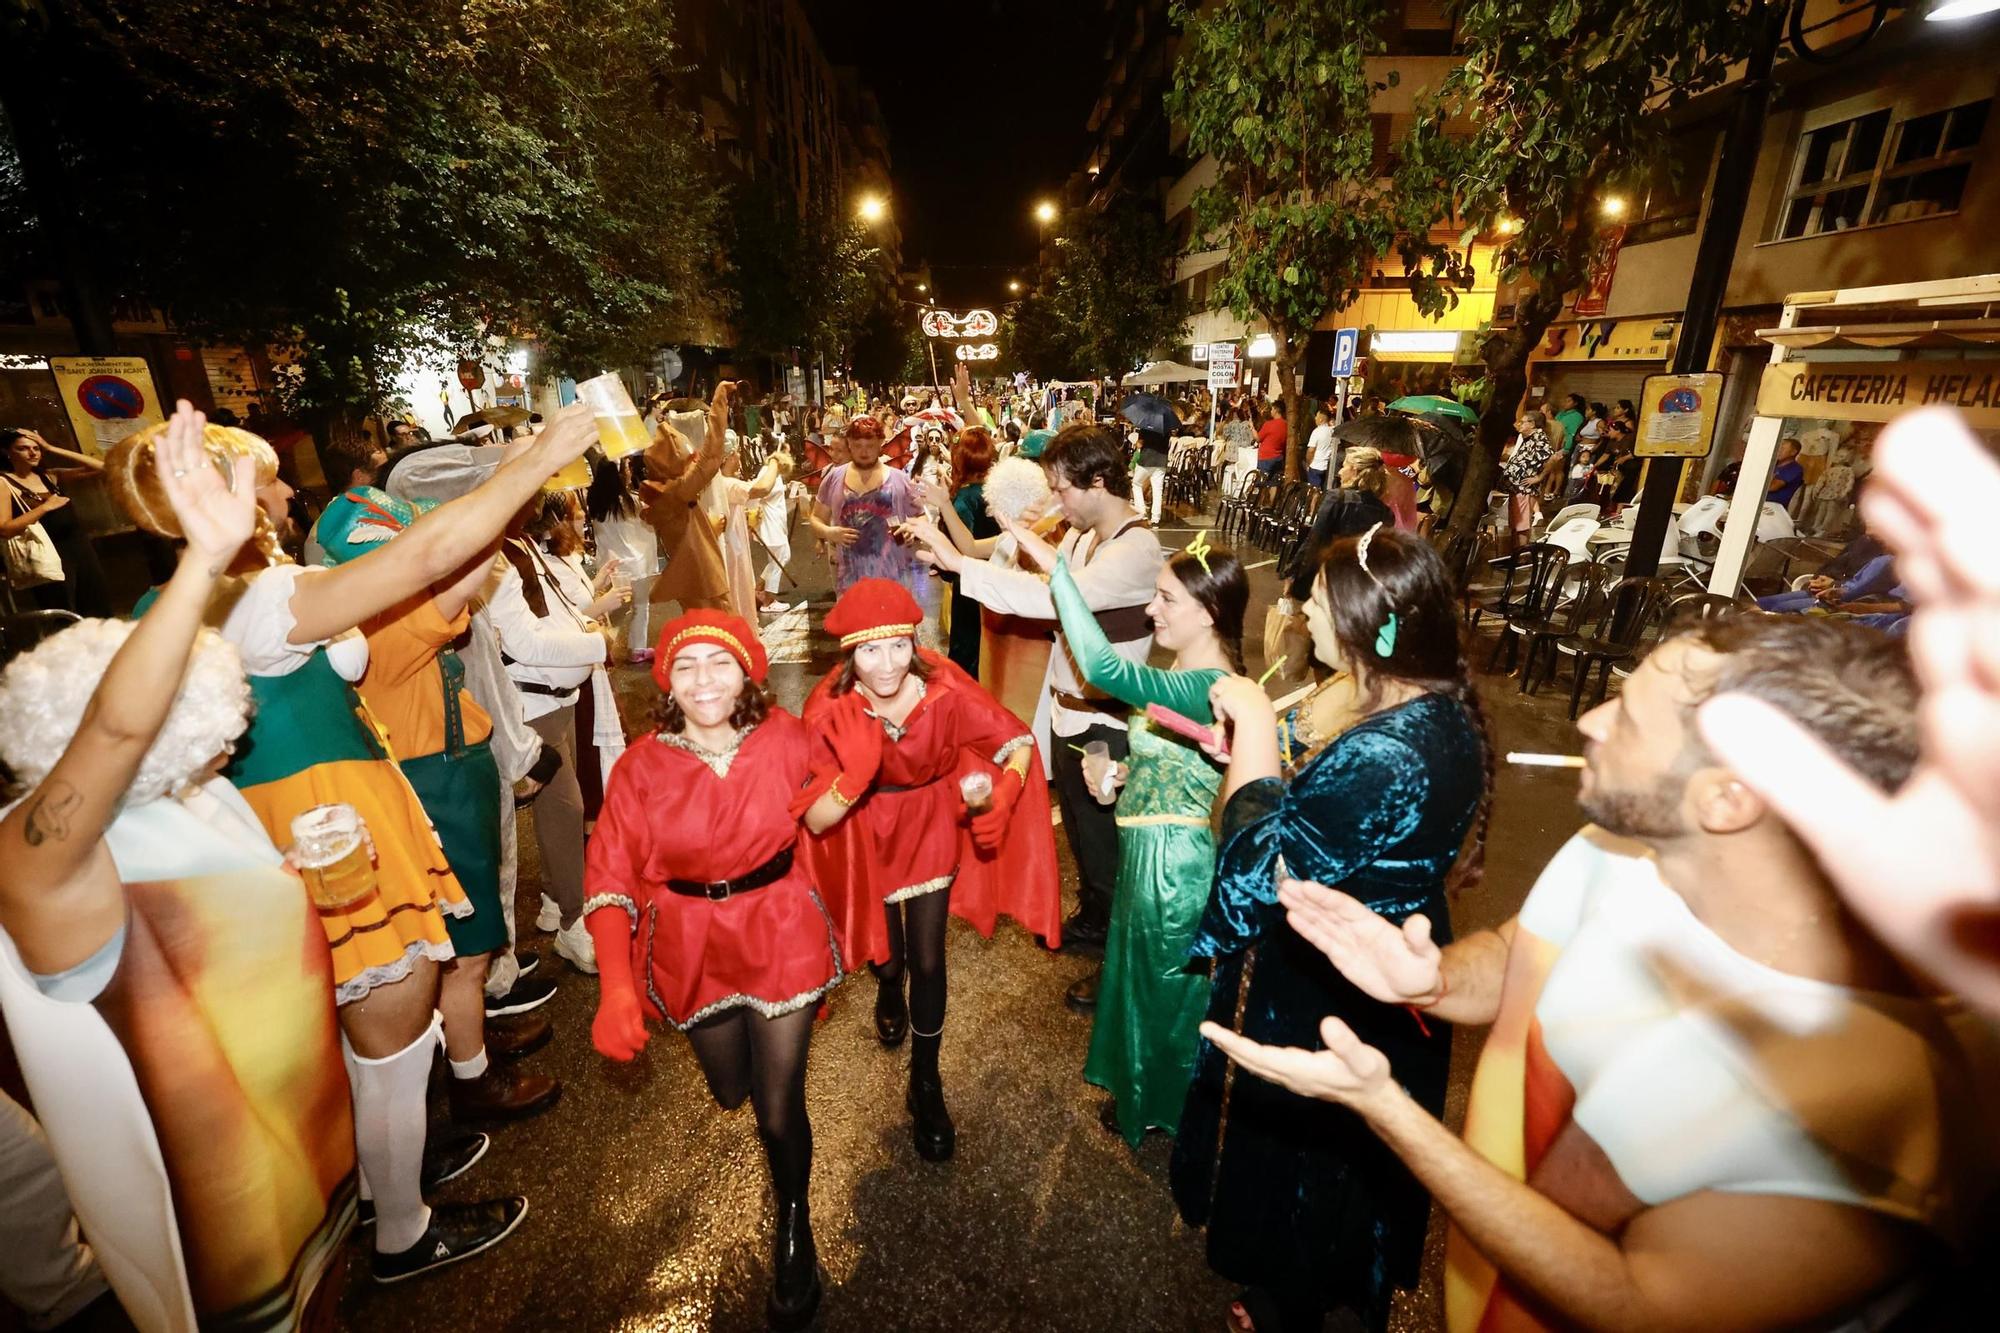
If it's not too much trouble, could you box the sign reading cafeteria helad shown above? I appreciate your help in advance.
[1757,360,2000,426]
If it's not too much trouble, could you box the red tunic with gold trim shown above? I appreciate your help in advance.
[801,650,1061,967]
[583,710,842,1029]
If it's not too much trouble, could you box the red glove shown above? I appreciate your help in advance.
[968,767,1023,854]
[585,905,649,1061]
[794,692,885,814]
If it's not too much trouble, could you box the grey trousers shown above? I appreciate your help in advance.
[527,705,588,927]
[0,1092,110,1330]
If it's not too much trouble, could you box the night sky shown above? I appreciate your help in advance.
[802,0,1115,308]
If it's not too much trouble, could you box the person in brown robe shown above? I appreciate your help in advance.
[642,383,736,618]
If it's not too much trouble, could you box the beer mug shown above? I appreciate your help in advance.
[289,803,380,913]
[542,454,593,493]
[575,371,652,461]
[959,772,994,814]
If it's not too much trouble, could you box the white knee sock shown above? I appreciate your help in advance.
[342,1013,440,1254]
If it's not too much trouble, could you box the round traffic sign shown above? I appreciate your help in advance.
[75,374,146,420]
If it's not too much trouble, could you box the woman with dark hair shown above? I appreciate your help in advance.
[2,427,111,615]
[1171,526,1491,1333]
[587,456,658,660]
[799,579,1060,1162]
[917,426,1000,675]
[1048,534,1248,1143]
[583,610,850,1330]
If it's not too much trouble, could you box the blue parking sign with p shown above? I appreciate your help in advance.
[1331,328,1359,379]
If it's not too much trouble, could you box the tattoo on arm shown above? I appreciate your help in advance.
[23,782,83,846]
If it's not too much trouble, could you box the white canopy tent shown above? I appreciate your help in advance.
[1123,360,1208,385]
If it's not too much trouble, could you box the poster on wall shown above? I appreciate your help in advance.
[49,356,167,457]
[1635,372,1726,458]
[1571,224,1627,318]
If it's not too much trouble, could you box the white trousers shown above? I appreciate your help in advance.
[1132,466,1166,525]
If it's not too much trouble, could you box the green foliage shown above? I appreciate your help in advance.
[1002,288,1089,381]
[1041,194,1185,379]
[1,0,722,427]
[726,179,887,367]
[1167,0,1402,473]
[1389,0,1760,531]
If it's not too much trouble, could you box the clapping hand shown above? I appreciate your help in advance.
[917,478,952,512]
[1203,676,1274,762]
[1198,1015,1395,1110]
[1698,407,2000,1017]
[154,398,256,568]
[1276,878,1443,1006]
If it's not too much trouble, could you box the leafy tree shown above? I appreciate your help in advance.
[1042,194,1185,384]
[1393,0,1757,536]
[1168,0,1401,478]
[0,0,721,443]
[1002,288,1089,381]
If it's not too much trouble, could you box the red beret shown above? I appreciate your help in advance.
[653,609,768,689]
[823,579,924,650]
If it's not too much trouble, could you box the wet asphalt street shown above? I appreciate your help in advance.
[332,516,1586,1333]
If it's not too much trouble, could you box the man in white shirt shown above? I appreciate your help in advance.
[1305,404,1338,489]
[918,425,1163,1011]
[1204,613,1993,1332]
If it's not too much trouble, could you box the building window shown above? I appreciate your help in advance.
[1774,99,1989,239]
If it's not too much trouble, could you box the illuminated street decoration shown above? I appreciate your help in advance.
[922,308,1000,339]
[954,343,999,362]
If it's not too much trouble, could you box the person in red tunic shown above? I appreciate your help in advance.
[582,610,853,1330]
[799,579,1061,1162]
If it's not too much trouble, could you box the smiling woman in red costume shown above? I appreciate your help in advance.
[799,579,1060,1162]
[581,610,848,1330]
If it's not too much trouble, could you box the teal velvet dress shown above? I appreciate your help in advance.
[1169,692,1484,1332]
[1050,559,1223,1145]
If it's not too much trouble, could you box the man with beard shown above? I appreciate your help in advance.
[1200,613,1994,1332]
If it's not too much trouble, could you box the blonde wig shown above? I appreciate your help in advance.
[0,619,252,806]
[106,421,286,566]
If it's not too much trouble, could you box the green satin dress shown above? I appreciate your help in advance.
[1050,559,1223,1145]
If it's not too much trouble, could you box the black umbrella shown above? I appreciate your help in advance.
[1119,392,1178,438]
[1332,414,1420,454]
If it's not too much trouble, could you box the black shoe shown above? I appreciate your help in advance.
[370,1197,528,1284]
[1064,967,1101,1015]
[1056,912,1108,955]
[357,1130,490,1226]
[514,951,541,981]
[906,1066,956,1162]
[483,974,557,1019]
[767,1195,822,1330]
[873,973,908,1047]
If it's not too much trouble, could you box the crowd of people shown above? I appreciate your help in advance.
[0,371,1996,1333]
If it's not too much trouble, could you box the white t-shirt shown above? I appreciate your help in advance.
[1514,829,1990,1232]
[1307,423,1337,472]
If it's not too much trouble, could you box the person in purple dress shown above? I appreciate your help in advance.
[809,416,921,594]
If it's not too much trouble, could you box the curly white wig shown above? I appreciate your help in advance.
[984,456,1051,523]
[0,619,252,806]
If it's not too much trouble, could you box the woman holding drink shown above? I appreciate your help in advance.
[581,610,849,1330]
[799,579,1060,1161]
[104,398,602,1281]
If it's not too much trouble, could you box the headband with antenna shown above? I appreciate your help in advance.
[1355,522,1398,658]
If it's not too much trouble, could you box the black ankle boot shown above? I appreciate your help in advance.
[767,1193,821,1330]
[906,1030,955,1162]
[872,966,908,1047]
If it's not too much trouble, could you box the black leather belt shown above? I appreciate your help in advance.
[876,777,943,794]
[667,846,795,901]
[1052,690,1128,715]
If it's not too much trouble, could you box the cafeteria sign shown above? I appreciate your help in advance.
[1757,359,2000,428]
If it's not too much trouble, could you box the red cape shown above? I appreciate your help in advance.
[800,651,1062,968]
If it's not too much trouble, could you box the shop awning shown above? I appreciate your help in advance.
[1756,318,2000,350]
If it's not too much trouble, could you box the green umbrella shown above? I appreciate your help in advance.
[1387,394,1479,423]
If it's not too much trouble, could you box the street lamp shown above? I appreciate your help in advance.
[916,282,927,294]
[857,193,887,223]
[1007,279,1022,294]
[1033,200,1057,225]
[1599,195,1628,220]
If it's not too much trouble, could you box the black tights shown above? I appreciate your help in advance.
[683,1005,815,1196]
[873,888,950,1034]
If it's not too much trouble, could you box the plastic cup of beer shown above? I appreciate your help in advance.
[576,372,652,461]
[959,772,994,814]
[1083,739,1116,801]
[289,803,380,913]
[542,454,593,493]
